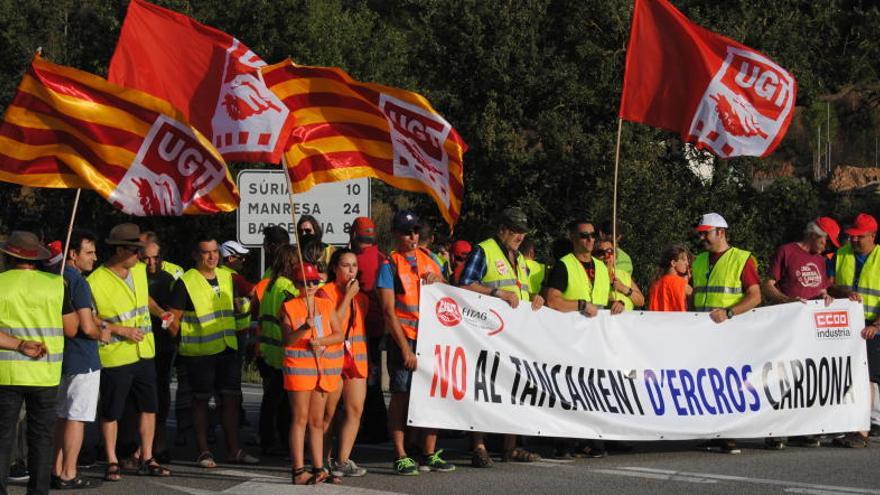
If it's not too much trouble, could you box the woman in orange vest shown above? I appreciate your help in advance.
[318,248,369,478]
[648,244,693,311]
[281,262,343,485]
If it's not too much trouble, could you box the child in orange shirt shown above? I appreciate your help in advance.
[648,245,692,311]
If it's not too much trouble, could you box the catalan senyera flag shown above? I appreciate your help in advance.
[0,56,239,216]
[620,0,796,158]
[262,60,467,227]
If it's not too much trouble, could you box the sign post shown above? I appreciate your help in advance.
[236,169,370,247]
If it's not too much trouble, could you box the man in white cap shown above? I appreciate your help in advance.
[691,213,761,455]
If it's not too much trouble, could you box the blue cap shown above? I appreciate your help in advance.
[392,210,422,233]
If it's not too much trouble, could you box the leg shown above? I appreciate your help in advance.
[388,392,409,458]
[0,387,26,494]
[25,386,58,495]
[138,413,157,461]
[422,428,438,456]
[58,421,85,480]
[308,391,328,470]
[217,350,244,460]
[289,390,311,480]
[336,378,366,463]
[221,392,242,457]
[192,398,210,454]
[323,385,343,462]
[153,345,174,458]
[257,359,279,452]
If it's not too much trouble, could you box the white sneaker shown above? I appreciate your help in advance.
[331,459,367,477]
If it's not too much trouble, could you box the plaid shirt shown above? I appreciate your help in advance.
[458,245,488,287]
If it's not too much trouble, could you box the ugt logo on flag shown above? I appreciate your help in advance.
[687,47,795,157]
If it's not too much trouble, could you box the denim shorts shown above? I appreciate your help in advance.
[386,338,417,394]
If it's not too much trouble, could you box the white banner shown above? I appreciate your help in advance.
[408,284,871,440]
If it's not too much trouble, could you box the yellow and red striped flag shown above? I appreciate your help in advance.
[262,60,466,228]
[0,56,239,215]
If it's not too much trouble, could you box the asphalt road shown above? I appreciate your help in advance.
[9,383,880,495]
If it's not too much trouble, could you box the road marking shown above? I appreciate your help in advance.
[785,489,866,495]
[591,468,717,484]
[617,468,880,494]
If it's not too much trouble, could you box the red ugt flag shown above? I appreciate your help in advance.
[109,0,293,163]
[619,0,797,158]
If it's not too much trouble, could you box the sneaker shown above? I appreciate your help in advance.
[764,438,786,450]
[9,462,29,482]
[331,459,367,477]
[394,456,419,476]
[230,449,260,465]
[701,439,741,455]
[789,436,821,448]
[420,450,456,472]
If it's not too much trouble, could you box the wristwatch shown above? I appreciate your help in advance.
[100,320,109,331]
[725,308,735,319]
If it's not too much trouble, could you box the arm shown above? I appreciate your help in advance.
[0,332,46,358]
[281,310,317,346]
[612,277,645,308]
[709,284,762,323]
[546,288,598,317]
[312,307,344,347]
[762,278,795,304]
[380,287,417,370]
[62,310,79,339]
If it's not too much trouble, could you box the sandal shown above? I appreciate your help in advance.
[291,467,310,485]
[502,447,541,462]
[138,457,172,477]
[307,467,328,485]
[53,475,98,490]
[471,447,494,468]
[196,451,217,468]
[832,433,869,448]
[104,462,122,482]
[322,467,342,484]
[120,454,139,472]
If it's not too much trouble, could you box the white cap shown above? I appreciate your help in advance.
[220,240,250,258]
[695,212,728,231]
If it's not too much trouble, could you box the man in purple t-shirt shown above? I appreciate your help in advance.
[764,218,839,304]
[762,217,839,450]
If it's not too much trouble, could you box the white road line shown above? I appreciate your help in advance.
[620,467,880,494]
[591,468,717,484]
[785,489,866,495]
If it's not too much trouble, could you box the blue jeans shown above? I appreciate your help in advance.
[0,385,57,495]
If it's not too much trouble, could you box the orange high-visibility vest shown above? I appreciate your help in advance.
[385,250,441,340]
[281,296,342,392]
[317,283,369,379]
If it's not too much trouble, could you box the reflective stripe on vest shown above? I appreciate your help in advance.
[559,253,610,305]
[692,248,751,312]
[259,276,298,369]
[0,270,65,386]
[281,297,342,392]
[835,244,880,320]
[217,266,252,331]
[388,250,441,340]
[179,268,237,357]
[479,238,531,301]
[88,263,155,368]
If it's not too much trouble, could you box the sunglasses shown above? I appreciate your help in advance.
[577,231,597,239]
[597,248,614,255]
[295,280,322,287]
[454,254,470,262]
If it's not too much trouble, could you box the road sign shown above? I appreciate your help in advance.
[236,169,370,247]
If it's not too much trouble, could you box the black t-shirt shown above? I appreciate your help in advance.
[169,273,237,311]
[546,256,595,293]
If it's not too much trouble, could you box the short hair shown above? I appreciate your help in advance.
[262,225,290,245]
[141,230,160,244]
[67,228,97,257]
[191,233,217,252]
[566,219,594,234]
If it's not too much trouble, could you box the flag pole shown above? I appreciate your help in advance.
[59,188,82,276]
[280,158,322,375]
[610,118,623,298]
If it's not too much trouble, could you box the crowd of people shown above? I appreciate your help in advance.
[1,205,879,492]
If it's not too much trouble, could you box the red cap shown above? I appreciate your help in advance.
[844,213,878,237]
[46,240,63,266]
[292,262,322,283]
[451,240,472,257]
[352,217,376,240]
[814,217,840,248]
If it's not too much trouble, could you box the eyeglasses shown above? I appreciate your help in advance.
[577,231,597,239]
[696,229,716,238]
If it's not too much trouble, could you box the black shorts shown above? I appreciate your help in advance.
[100,358,158,421]
[177,348,242,400]
[386,338,417,394]
[867,335,880,384]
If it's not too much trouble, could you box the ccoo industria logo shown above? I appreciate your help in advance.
[435,296,504,336]
[813,310,852,340]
